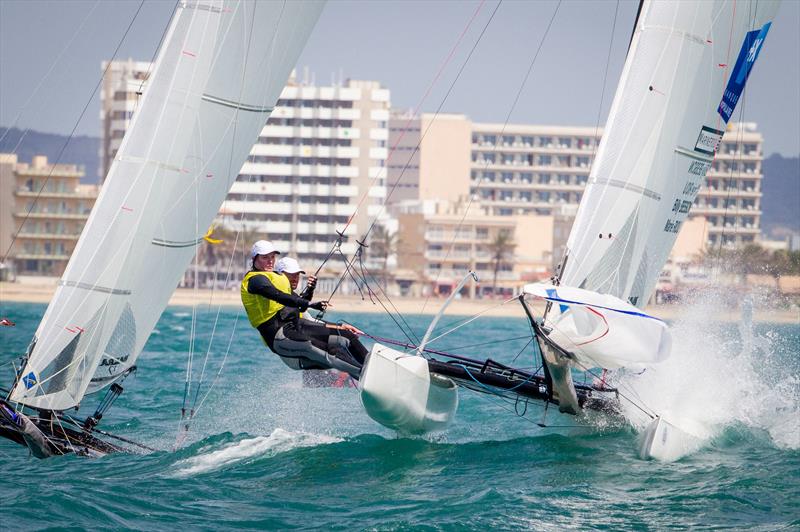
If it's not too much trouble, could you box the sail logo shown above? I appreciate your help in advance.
[694,126,724,156]
[718,22,771,123]
[22,372,38,389]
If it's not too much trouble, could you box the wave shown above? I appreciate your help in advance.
[617,292,800,457]
[172,428,342,477]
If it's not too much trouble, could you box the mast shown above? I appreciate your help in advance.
[10,0,325,412]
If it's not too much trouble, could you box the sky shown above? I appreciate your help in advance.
[0,0,798,156]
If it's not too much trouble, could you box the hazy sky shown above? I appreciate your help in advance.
[1,0,798,156]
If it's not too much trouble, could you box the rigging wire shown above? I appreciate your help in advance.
[181,0,273,434]
[314,0,503,323]
[0,0,101,151]
[713,1,757,271]
[0,0,146,266]
[316,0,491,251]
[418,0,563,317]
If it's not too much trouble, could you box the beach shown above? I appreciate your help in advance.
[2,281,797,323]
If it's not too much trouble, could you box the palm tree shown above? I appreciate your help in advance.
[369,224,399,287]
[488,230,515,296]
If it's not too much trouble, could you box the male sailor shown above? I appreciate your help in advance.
[240,241,364,378]
[275,256,368,368]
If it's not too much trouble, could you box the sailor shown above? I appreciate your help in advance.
[274,256,369,376]
[241,241,363,378]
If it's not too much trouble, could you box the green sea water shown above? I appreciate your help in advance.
[0,301,798,530]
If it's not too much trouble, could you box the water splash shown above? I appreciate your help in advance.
[618,291,799,458]
[173,428,342,476]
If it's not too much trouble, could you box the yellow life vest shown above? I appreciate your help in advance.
[240,271,292,328]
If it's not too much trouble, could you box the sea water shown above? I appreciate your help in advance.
[0,301,797,530]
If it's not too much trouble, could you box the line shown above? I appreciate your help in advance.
[590,178,662,201]
[151,237,204,249]
[58,280,131,295]
[201,93,274,113]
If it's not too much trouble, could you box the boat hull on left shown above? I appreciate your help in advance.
[0,399,126,458]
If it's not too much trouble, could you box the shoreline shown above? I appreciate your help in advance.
[1,282,798,324]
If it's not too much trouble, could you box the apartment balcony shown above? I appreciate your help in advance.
[296,222,338,235]
[699,187,761,197]
[706,225,760,234]
[14,211,90,220]
[693,206,761,215]
[16,167,83,178]
[424,250,472,261]
[15,232,80,240]
[425,231,477,243]
[15,189,95,200]
[15,253,71,261]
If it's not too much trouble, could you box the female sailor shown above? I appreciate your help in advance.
[240,241,364,378]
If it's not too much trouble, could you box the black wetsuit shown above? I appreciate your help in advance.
[247,274,368,366]
[246,274,317,349]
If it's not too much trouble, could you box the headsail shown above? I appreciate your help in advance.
[11,0,325,411]
[559,0,779,309]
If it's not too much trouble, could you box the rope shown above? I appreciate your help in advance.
[421,296,517,347]
[314,0,503,302]
[0,0,101,150]
[332,0,491,241]
[420,0,563,316]
[180,0,271,438]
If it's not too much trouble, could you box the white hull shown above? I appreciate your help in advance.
[359,344,458,434]
[638,416,702,461]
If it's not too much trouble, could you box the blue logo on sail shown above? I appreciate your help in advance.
[718,22,771,123]
[22,372,38,389]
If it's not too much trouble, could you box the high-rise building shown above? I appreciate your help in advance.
[99,59,151,180]
[217,76,390,283]
[388,113,765,250]
[99,62,391,287]
[0,154,98,277]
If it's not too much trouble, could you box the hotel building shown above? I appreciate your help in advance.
[99,59,152,181]
[389,114,765,295]
[0,154,97,277]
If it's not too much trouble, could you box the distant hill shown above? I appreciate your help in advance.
[0,127,100,184]
[761,154,800,237]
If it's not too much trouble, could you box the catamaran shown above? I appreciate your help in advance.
[355,0,780,461]
[0,0,325,457]
[0,0,779,460]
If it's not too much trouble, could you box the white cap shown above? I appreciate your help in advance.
[250,240,280,259]
[275,257,305,274]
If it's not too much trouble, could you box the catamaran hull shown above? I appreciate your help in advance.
[638,416,702,461]
[359,343,458,434]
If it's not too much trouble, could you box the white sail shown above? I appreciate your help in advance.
[12,0,324,410]
[559,0,779,309]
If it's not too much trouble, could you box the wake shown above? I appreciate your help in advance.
[172,428,341,477]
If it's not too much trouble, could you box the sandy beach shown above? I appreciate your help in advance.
[1,281,797,323]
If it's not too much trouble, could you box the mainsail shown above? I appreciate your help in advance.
[559,0,779,309]
[11,0,325,411]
